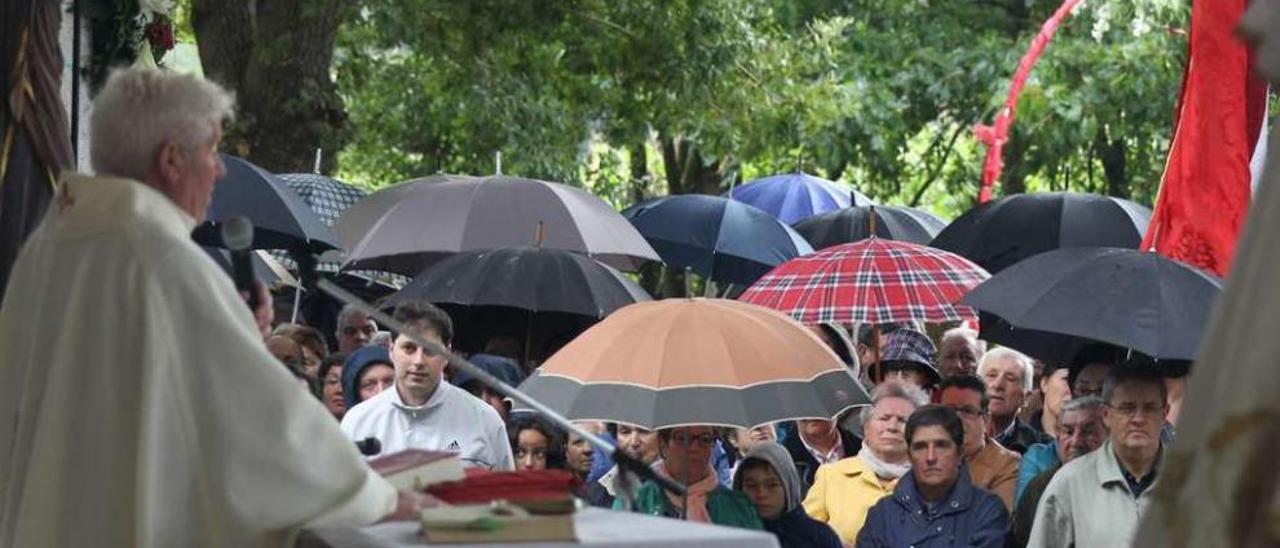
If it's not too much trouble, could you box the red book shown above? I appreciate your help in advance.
[426,468,576,504]
[369,449,466,491]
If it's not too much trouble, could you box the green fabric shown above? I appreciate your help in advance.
[614,481,764,530]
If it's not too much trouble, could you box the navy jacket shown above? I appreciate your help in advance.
[766,507,842,548]
[856,466,1009,548]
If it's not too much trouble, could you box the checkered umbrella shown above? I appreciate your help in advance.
[738,237,990,325]
[277,173,367,227]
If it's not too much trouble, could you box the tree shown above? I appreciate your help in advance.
[191,0,355,173]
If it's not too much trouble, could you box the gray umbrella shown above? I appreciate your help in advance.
[336,175,659,275]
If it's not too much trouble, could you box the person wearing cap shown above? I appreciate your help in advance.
[341,302,513,469]
[938,375,1022,511]
[871,327,943,392]
[980,348,1051,454]
[451,353,527,424]
[341,345,396,409]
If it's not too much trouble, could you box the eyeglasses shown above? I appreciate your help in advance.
[1106,403,1165,418]
[671,433,717,447]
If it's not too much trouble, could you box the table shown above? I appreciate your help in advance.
[298,508,780,548]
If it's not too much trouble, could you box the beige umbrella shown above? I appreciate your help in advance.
[515,298,870,429]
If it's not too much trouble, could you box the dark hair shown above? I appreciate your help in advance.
[857,322,903,347]
[1068,344,1122,387]
[508,414,566,469]
[938,374,989,412]
[733,457,780,488]
[289,325,328,360]
[391,301,454,346]
[318,352,347,385]
[906,405,965,448]
[1101,366,1168,406]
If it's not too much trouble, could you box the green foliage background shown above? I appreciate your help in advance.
[329,0,1192,220]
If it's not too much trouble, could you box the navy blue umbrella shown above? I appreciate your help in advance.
[728,172,875,225]
[196,155,341,252]
[622,194,813,284]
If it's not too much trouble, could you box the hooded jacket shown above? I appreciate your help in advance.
[734,443,842,548]
[856,465,1009,548]
[342,345,393,408]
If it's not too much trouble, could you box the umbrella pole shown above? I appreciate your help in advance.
[290,284,302,324]
[872,324,881,383]
[523,311,534,372]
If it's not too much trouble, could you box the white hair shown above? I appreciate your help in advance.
[90,67,235,182]
[942,326,987,353]
[977,347,1035,393]
[859,380,931,424]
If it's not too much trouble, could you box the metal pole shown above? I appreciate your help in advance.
[71,0,81,165]
[315,278,687,497]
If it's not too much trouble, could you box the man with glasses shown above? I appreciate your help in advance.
[1027,368,1168,548]
[938,375,1021,511]
[336,304,379,353]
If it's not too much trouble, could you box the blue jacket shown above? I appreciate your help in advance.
[1014,441,1059,505]
[855,466,1009,548]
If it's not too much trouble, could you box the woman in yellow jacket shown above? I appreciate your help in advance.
[802,381,929,545]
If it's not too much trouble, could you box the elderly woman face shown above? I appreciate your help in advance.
[863,396,915,461]
[662,426,717,483]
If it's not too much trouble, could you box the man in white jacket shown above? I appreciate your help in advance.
[0,67,419,548]
[341,302,514,470]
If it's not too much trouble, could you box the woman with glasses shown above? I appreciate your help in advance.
[507,414,566,471]
[802,381,930,546]
[619,425,762,529]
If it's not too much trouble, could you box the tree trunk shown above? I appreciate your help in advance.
[654,134,731,296]
[1000,130,1030,196]
[1095,128,1129,198]
[192,0,353,174]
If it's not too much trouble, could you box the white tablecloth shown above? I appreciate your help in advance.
[298,508,780,548]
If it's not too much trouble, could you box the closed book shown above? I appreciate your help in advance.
[419,503,577,544]
[368,449,465,491]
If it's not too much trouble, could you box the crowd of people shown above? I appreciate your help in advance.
[264,299,1182,548]
[0,65,1204,548]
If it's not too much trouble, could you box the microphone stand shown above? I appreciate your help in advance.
[310,275,688,502]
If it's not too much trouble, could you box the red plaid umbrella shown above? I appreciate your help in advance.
[738,238,991,325]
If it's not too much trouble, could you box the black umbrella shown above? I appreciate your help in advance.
[386,246,652,359]
[194,155,341,252]
[793,205,946,249]
[962,247,1223,362]
[931,192,1151,273]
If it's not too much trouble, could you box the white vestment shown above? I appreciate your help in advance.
[0,175,396,547]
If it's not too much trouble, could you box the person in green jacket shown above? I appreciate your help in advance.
[614,425,762,530]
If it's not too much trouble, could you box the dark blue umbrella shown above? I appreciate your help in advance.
[728,172,875,225]
[622,194,813,284]
[196,155,340,252]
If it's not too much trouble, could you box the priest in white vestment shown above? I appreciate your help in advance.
[1133,3,1280,546]
[0,68,408,547]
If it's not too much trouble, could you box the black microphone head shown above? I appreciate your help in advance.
[221,216,254,251]
[357,437,382,456]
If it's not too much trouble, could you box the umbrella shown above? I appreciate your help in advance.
[514,299,870,429]
[201,247,299,289]
[961,247,1223,361]
[387,246,650,315]
[195,155,341,252]
[930,192,1151,273]
[337,175,658,275]
[728,172,875,225]
[387,246,650,361]
[277,173,367,227]
[794,205,947,249]
[738,238,990,325]
[621,195,813,285]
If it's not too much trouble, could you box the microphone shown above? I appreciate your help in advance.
[355,437,381,456]
[220,216,259,310]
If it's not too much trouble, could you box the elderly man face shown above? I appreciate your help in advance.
[338,310,377,353]
[1056,406,1107,462]
[153,123,225,222]
[939,334,982,378]
[940,386,987,455]
[982,354,1029,424]
[1103,380,1168,455]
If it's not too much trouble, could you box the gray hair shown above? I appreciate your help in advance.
[90,67,235,182]
[942,326,987,354]
[977,347,1035,393]
[1058,395,1105,423]
[335,304,374,336]
[859,379,931,424]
